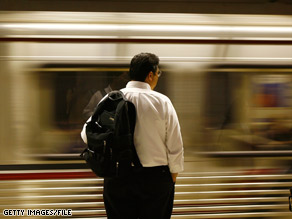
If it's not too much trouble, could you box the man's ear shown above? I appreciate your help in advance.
[145,71,153,83]
[148,71,154,82]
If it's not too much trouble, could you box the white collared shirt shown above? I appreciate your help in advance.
[81,81,184,173]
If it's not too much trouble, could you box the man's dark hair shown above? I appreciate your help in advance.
[129,53,159,82]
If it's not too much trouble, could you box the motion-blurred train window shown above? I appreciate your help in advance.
[39,64,130,126]
[252,74,291,108]
[205,65,292,129]
[37,64,130,155]
[204,65,292,151]
[36,64,167,156]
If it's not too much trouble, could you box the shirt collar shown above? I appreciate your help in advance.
[126,81,151,90]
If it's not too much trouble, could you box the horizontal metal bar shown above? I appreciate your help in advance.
[0,194,102,201]
[175,181,292,190]
[171,211,291,218]
[71,209,106,216]
[173,204,287,212]
[177,174,292,181]
[0,163,88,171]
[0,186,103,195]
[0,178,102,185]
[197,150,292,157]
[1,37,292,45]
[1,56,292,64]
[174,189,289,198]
[174,197,287,205]
[0,201,102,209]
[2,180,291,189]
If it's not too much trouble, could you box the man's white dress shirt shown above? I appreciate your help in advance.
[81,81,184,173]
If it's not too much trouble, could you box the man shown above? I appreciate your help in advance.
[81,53,184,219]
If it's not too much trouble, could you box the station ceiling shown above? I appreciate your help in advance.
[0,0,292,15]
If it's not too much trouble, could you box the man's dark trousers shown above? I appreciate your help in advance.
[103,166,175,219]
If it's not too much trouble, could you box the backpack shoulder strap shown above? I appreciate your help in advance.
[90,94,108,123]
[112,90,142,168]
[127,101,142,168]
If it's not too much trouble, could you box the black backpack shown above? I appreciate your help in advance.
[80,90,142,178]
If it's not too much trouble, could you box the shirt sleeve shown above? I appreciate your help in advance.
[81,92,109,144]
[165,101,184,173]
[81,116,92,144]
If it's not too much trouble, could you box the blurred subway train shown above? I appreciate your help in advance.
[0,11,292,218]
